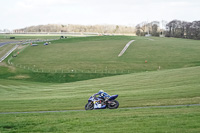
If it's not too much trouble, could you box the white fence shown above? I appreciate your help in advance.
[8,62,132,74]
[0,45,18,62]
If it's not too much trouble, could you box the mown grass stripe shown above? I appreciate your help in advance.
[1,104,200,114]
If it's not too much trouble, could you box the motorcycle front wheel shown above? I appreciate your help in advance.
[85,102,94,110]
[107,100,119,109]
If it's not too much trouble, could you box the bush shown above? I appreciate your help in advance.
[197,33,200,40]
[152,32,159,37]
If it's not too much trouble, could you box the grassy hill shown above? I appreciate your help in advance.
[1,35,199,83]
[0,35,200,132]
[0,65,199,112]
[1,106,199,132]
[0,65,200,132]
[1,35,199,110]
[10,36,200,73]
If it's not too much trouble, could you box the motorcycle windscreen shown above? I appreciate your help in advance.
[108,95,118,100]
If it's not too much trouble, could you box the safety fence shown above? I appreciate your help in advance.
[1,39,59,63]
[0,45,18,62]
[9,62,133,74]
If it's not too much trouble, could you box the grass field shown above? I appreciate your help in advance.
[1,106,199,132]
[0,65,200,112]
[10,36,200,73]
[1,35,199,83]
[0,35,200,132]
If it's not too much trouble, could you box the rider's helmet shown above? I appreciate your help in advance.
[99,90,104,96]
[99,90,104,93]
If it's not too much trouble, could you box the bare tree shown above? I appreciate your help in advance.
[14,24,136,34]
[166,20,200,39]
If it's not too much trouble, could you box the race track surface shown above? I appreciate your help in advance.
[0,41,21,47]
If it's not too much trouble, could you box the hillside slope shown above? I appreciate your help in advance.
[10,36,200,73]
[0,66,199,112]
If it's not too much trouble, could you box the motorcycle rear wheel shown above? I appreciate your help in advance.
[107,100,119,109]
[85,102,94,110]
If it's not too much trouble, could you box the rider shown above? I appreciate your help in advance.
[93,90,110,101]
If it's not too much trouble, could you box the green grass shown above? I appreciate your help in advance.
[0,36,200,132]
[10,36,200,73]
[0,106,200,132]
[1,35,199,83]
[0,64,117,83]
[0,66,199,112]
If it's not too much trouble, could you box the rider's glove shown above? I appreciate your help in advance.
[105,97,109,101]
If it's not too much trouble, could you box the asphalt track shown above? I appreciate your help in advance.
[0,39,58,62]
[0,39,57,47]
[0,45,19,62]
[0,41,22,47]
[0,104,199,114]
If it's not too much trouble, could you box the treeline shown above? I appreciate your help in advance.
[14,24,135,34]
[135,21,165,36]
[165,20,200,39]
[13,20,200,40]
[135,19,200,40]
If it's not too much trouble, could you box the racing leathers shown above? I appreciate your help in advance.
[93,91,110,101]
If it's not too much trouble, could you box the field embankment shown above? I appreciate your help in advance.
[0,35,200,132]
[0,65,199,112]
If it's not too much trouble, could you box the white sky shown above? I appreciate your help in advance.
[1,0,200,30]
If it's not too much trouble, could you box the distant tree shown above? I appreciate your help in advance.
[136,24,141,36]
[136,21,160,36]
[151,21,160,36]
[113,25,119,33]
[135,22,147,36]
[191,21,200,39]
[166,20,200,40]
[13,24,136,34]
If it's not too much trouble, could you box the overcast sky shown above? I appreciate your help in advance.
[1,0,200,30]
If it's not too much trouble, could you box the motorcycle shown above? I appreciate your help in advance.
[85,94,119,110]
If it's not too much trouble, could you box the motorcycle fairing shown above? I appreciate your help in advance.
[108,95,118,101]
[93,99,106,109]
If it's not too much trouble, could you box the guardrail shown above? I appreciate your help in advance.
[0,45,18,62]
[1,39,58,63]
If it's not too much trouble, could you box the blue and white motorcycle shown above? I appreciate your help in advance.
[85,95,119,110]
